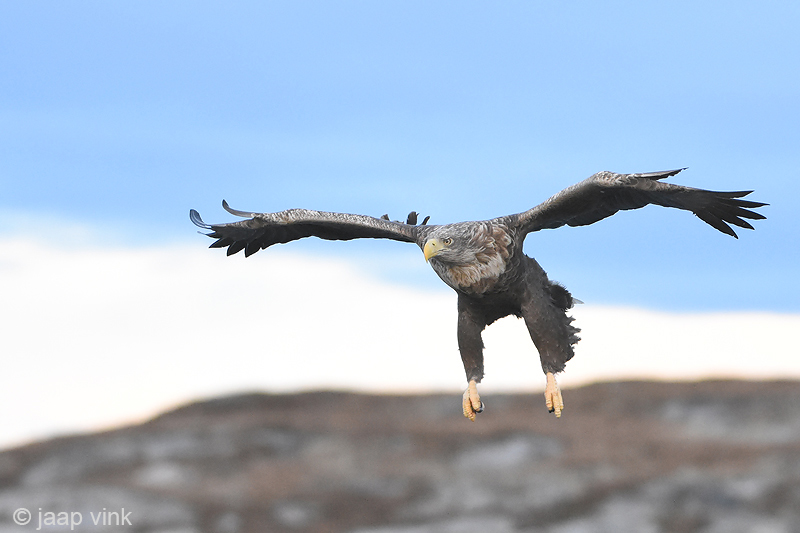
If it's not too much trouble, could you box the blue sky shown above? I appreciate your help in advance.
[2,1,798,310]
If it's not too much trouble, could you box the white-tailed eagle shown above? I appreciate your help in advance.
[190,169,766,420]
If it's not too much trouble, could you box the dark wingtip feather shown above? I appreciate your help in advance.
[727,192,769,210]
[210,238,234,249]
[244,241,261,257]
[694,211,739,238]
[731,218,755,230]
[692,188,767,237]
[226,240,247,256]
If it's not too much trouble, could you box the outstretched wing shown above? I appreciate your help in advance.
[190,200,423,257]
[512,168,766,238]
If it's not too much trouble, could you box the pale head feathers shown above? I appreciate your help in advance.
[424,222,513,294]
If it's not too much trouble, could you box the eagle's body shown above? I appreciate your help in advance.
[191,169,766,420]
[419,220,580,391]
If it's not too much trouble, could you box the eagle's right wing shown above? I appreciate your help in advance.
[512,169,766,238]
[190,201,425,257]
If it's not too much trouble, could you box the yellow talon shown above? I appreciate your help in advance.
[462,380,483,421]
[544,372,564,417]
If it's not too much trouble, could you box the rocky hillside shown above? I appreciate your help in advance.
[2,380,800,532]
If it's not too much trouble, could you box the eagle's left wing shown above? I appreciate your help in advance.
[511,169,766,238]
[190,200,425,257]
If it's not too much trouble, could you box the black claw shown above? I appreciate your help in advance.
[476,402,484,414]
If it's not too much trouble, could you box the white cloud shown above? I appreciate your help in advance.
[2,236,799,449]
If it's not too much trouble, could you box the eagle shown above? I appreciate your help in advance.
[190,169,766,421]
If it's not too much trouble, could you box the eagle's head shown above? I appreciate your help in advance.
[422,222,514,265]
[422,224,475,265]
[421,222,513,293]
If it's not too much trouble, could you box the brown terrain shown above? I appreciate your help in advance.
[1,380,800,532]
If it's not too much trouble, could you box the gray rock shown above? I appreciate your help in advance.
[2,382,800,532]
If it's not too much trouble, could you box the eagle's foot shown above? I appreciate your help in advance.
[544,372,564,418]
[462,380,484,421]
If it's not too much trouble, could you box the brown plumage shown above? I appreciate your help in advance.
[190,168,767,420]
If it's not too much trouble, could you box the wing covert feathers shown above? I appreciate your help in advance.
[514,169,766,238]
[190,202,423,257]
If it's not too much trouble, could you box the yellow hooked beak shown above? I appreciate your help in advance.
[423,238,449,262]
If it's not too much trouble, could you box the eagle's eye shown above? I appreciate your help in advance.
[443,237,453,245]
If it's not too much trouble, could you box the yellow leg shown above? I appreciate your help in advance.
[462,379,484,421]
[544,372,564,417]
